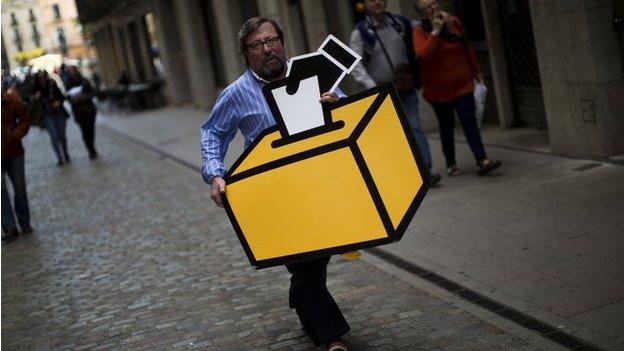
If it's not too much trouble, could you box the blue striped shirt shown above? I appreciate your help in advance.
[200,68,344,183]
[200,69,275,183]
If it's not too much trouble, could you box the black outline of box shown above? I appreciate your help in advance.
[223,83,431,269]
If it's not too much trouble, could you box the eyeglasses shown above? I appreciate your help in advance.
[246,36,280,51]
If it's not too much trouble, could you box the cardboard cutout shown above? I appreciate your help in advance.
[223,36,430,269]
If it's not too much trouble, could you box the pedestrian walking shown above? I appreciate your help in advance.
[350,0,441,186]
[1,82,33,242]
[200,17,351,351]
[66,66,99,160]
[413,0,501,176]
[32,71,70,166]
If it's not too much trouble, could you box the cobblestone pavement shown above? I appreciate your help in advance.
[2,124,540,350]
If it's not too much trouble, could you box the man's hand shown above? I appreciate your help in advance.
[210,176,227,208]
[319,91,339,103]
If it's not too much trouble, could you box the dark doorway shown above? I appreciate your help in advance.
[497,0,547,129]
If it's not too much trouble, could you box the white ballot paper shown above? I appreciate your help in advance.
[271,76,324,135]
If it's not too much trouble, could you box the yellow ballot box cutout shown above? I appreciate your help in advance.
[223,83,430,268]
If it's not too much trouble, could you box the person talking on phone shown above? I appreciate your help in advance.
[413,0,501,177]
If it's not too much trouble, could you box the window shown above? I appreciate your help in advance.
[13,28,23,51]
[31,23,41,47]
[53,4,61,19]
[57,27,67,55]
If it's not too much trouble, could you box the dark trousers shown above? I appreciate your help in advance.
[286,256,350,346]
[76,114,97,156]
[1,156,30,232]
[430,93,487,167]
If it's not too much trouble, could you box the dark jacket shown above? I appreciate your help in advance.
[67,77,97,120]
[1,91,31,159]
[35,80,68,116]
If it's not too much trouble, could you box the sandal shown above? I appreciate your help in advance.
[446,165,460,177]
[327,340,348,351]
[477,159,501,176]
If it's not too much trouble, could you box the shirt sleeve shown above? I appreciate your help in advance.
[349,29,378,90]
[335,87,347,99]
[200,88,240,184]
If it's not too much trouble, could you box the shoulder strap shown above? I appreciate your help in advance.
[388,14,410,38]
[371,24,396,71]
[356,19,376,48]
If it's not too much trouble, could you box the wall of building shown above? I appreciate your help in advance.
[1,0,42,68]
[530,0,624,158]
[39,0,81,53]
[1,0,94,70]
[81,0,623,159]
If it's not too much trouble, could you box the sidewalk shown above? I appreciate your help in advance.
[98,105,624,350]
[1,115,549,350]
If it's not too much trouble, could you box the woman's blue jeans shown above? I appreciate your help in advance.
[44,113,68,162]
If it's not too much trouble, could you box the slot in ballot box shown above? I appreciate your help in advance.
[223,83,430,268]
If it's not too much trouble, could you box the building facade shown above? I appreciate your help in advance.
[77,0,623,159]
[1,0,94,70]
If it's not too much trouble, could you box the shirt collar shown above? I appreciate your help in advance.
[250,68,270,83]
[249,58,291,84]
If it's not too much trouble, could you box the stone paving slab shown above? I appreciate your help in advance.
[2,123,541,350]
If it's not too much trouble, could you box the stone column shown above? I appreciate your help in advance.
[300,0,328,48]
[121,23,141,82]
[257,0,307,56]
[110,24,129,78]
[152,0,191,105]
[92,29,114,87]
[529,0,624,157]
[480,0,514,128]
[211,0,246,84]
[172,0,216,108]
[322,0,355,42]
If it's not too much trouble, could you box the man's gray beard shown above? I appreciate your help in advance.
[260,60,286,81]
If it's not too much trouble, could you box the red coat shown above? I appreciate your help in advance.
[1,91,31,159]
[413,16,481,102]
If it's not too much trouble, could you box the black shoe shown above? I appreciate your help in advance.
[57,160,64,167]
[477,159,501,176]
[20,224,33,235]
[429,172,442,186]
[89,150,98,160]
[64,154,71,163]
[2,228,20,242]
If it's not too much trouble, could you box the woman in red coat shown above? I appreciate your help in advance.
[413,0,500,176]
